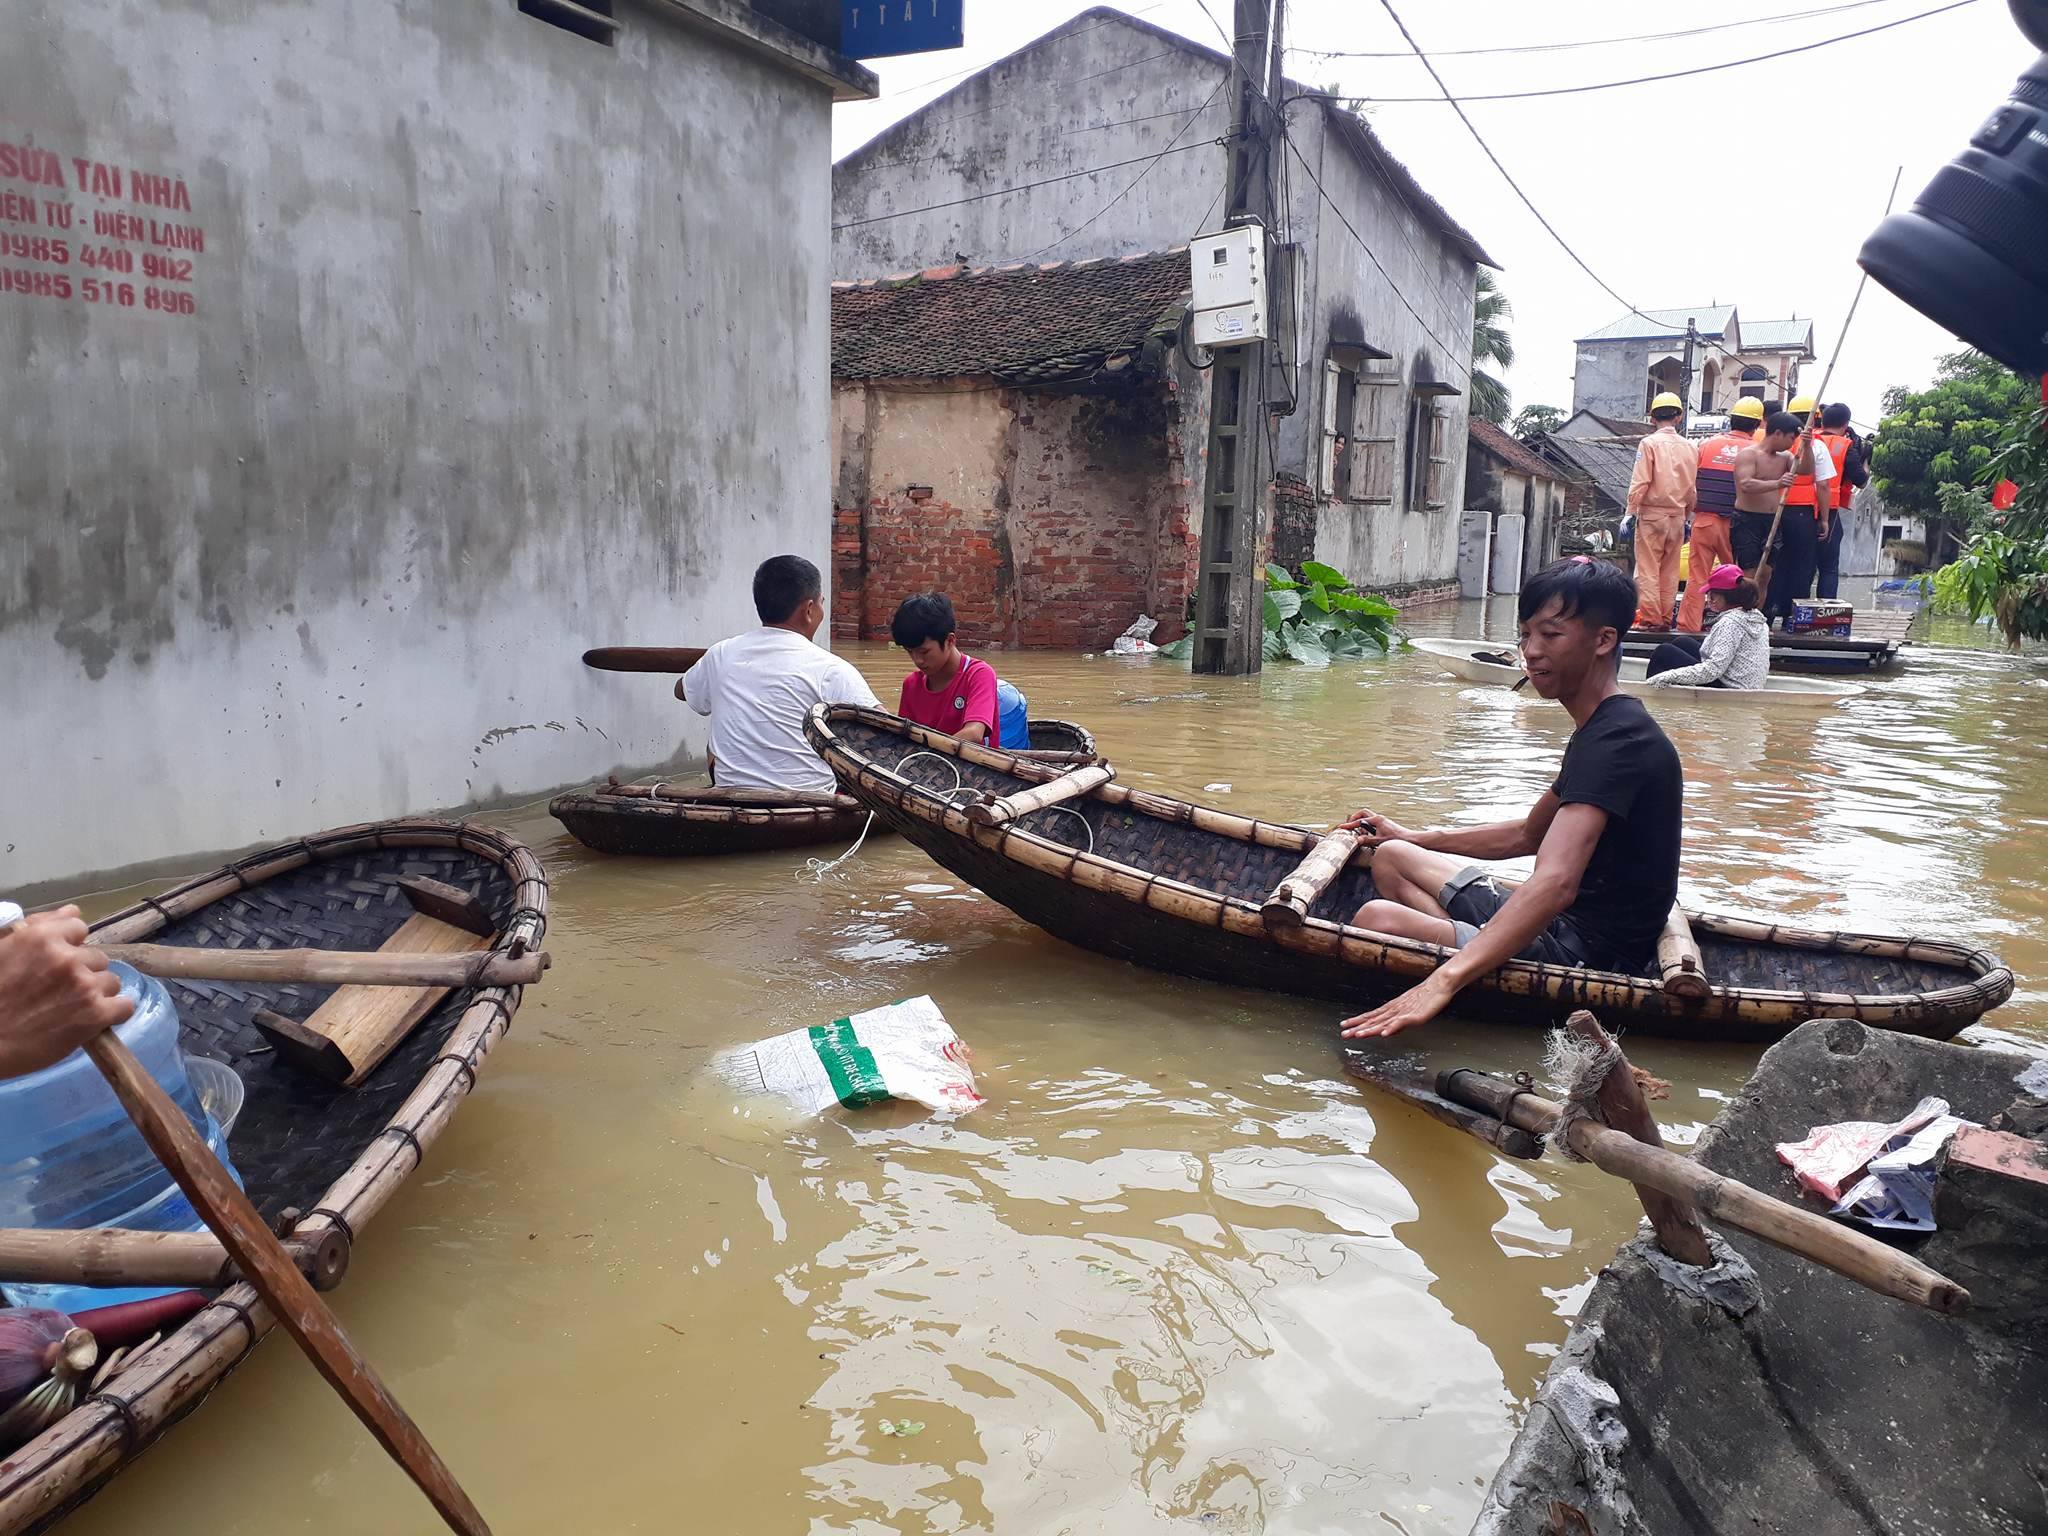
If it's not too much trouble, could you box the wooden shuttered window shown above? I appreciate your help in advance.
[1354,365,1401,506]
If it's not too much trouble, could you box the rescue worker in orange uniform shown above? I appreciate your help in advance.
[1625,391,1696,629]
[1764,394,1836,623]
[1679,397,1762,632]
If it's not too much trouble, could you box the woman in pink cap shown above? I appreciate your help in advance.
[1645,564,1770,689]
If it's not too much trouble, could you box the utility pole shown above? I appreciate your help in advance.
[1681,317,1699,427]
[1191,0,1279,676]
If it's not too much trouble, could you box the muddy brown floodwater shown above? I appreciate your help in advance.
[61,596,2048,1536]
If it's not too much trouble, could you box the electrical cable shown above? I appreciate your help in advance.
[832,137,1230,232]
[1319,0,1977,104]
[1024,76,1230,259]
[1289,0,1922,59]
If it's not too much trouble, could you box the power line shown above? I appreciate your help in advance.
[831,137,1232,233]
[1024,77,1230,259]
[1322,0,1977,104]
[1278,127,1471,381]
[1288,0,1917,59]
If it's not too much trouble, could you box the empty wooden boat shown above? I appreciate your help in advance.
[552,718,1098,856]
[804,705,2011,1042]
[1406,635,1866,706]
[0,821,548,1535]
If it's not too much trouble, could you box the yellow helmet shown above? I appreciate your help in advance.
[1787,394,1818,416]
[1728,397,1765,421]
[1650,391,1684,413]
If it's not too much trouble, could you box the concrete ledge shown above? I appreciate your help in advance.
[646,0,878,100]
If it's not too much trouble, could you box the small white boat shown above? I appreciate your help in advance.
[1406,636,1865,707]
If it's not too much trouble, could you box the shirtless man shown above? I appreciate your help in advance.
[1729,411,1803,575]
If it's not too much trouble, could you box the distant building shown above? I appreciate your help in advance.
[1531,431,1643,550]
[1465,420,1569,590]
[832,7,1495,600]
[1571,307,1817,421]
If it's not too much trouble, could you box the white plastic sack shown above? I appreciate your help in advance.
[1109,615,1160,655]
[716,995,984,1117]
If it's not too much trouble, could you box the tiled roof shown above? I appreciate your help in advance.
[1742,318,1815,352]
[832,249,1191,384]
[1577,305,1737,343]
[1468,418,1563,480]
[1535,434,1640,512]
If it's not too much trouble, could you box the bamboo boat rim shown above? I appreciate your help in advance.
[1,820,549,1532]
[804,704,2015,1021]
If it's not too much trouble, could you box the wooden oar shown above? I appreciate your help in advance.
[1,917,492,1533]
[99,943,548,989]
[582,646,706,674]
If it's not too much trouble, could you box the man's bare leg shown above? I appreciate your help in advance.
[1354,839,1465,923]
[1350,898,1460,948]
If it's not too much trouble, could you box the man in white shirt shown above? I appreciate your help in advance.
[677,556,880,794]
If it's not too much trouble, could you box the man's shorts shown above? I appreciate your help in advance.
[1439,865,1596,968]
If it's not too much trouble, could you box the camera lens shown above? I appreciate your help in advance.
[1858,52,2048,375]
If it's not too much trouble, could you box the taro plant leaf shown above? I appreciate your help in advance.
[1264,589,1302,628]
[1330,591,1400,619]
[1261,628,1287,663]
[1300,560,1349,590]
[1304,581,1332,612]
[1281,626,1331,666]
[1264,561,1300,591]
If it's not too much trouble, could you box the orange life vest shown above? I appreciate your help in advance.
[1693,429,1754,516]
[1816,429,1855,512]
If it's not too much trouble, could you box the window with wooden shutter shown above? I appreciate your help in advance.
[1425,408,1450,511]
[1353,365,1401,506]
[1320,360,1342,496]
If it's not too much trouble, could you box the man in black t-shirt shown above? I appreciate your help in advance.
[1337,557,1683,1039]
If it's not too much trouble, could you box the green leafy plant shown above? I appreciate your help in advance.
[1159,560,1399,666]
[1471,271,1515,426]
[1922,387,2048,647]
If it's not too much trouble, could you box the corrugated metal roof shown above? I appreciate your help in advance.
[832,248,1190,384]
[1535,434,1640,511]
[1741,318,1815,352]
[1577,305,1736,343]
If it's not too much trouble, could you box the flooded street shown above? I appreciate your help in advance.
[63,599,2048,1536]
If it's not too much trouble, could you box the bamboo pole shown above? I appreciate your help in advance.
[581,646,706,673]
[0,1225,349,1293]
[598,780,856,809]
[963,764,1115,827]
[1655,907,1710,999]
[1260,828,1363,927]
[99,944,548,989]
[1754,168,1901,599]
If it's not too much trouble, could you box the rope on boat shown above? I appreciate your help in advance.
[1544,1028,1624,1164]
[1019,805,1096,855]
[799,813,877,882]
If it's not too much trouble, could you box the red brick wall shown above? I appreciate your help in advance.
[833,381,1195,650]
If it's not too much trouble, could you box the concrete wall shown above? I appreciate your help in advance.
[831,379,1195,649]
[831,16,1480,594]
[2,0,839,888]
[1571,339,1656,420]
[1464,459,1566,585]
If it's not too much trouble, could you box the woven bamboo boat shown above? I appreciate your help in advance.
[0,820,548,1535]
[550,718,1098,857]
[1408,636,1866,706]
[804,705,2011,1042]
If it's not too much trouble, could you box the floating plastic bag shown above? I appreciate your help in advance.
[717,996,984,1117]
[1109,615,1160,655]
[1774,1095,1950,1201]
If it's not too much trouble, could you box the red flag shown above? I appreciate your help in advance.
[1994,479,2020,511]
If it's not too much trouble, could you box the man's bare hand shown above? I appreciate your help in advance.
[1337,809,1415,848]
[1776,471,1796,489]
[1339,971,1456,1039]
[0,906,132,1079]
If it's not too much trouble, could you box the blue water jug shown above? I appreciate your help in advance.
[995,679,1030,751]
[0,961,242,1314]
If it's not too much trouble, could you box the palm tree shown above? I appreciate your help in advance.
[1471,271,1514,425]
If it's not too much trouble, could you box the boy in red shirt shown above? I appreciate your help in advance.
[891,593,998,744]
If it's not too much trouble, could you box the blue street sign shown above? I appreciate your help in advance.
[841,0,964,58]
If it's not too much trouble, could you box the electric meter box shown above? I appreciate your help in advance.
[1189,223,1268,348]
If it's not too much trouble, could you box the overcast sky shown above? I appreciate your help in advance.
[832,0,2029,424]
